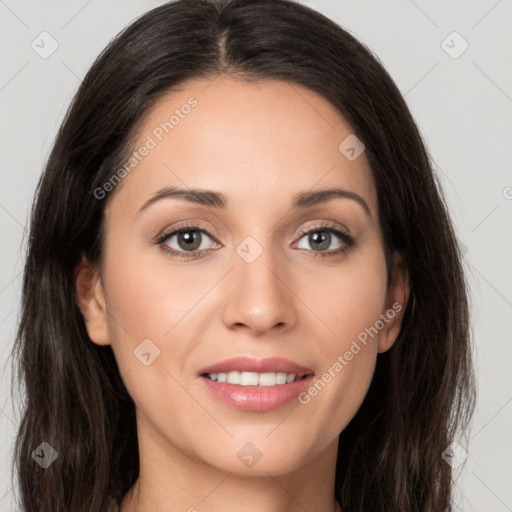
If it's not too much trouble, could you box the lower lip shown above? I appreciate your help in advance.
[199,375,314,412]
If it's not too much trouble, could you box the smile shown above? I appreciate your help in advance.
[198,357,315,412]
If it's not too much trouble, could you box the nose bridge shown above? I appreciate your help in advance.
[235,232,286,304]
[237,237,281,293]
[221,232,296,334]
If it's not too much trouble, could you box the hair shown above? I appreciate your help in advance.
[9,0,476,510]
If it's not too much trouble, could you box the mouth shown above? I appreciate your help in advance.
[197,356,315,412]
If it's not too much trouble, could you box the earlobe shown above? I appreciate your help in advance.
[377,251,410,354]
[74,254,110,346]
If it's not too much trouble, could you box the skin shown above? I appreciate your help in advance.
[75,77,409,512]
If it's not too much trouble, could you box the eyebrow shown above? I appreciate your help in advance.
[137,186,371,218]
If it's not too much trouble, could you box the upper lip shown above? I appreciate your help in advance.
[198,357,314,377]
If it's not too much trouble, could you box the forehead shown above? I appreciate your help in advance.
[108,77,378,220]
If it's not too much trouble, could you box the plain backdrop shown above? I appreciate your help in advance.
[1,0,511,510]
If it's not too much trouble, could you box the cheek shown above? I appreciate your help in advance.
[98,234,180,386]
[101,247,205,429]
[103,234,204,341]
[300,246,388,348]
[327,346,377,439]
[300,322,379,443]
[297,248,387,432]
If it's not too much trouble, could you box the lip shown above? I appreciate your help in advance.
[198,356,314,378]
[197,357,315,412]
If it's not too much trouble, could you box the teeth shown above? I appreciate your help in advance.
[240,371,259,386]
[206,371,299,386]
[275,372,288,385]
[227,371,240,385]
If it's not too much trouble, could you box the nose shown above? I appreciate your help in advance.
[220,241,297,336]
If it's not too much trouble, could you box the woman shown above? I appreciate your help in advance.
[10,0,476,510]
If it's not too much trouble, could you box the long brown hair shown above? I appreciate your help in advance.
[10,0,476,510]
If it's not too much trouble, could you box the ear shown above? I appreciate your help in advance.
[74,254,110,346]
[377,251,410,354]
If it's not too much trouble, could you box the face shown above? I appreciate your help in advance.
[76,77,408,477]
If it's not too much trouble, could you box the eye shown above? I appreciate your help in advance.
[157,223,220,260]
[293,223,355,258]
[156,222,355,261]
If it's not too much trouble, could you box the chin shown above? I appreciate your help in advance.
[194,438,315,477]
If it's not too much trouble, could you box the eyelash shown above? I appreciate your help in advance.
[156,222,355,261]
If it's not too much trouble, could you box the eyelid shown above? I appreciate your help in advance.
[155,220,220,244]
[297,219,351,237]
[156,219,350,242]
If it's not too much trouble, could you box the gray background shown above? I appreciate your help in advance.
[1,0,511,510]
